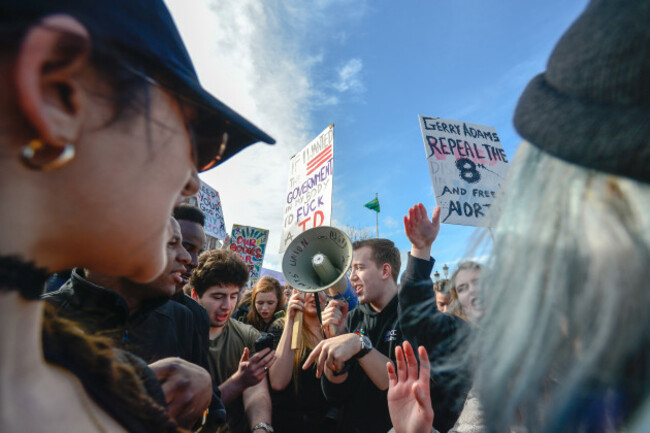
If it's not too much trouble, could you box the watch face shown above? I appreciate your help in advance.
[361,335,372,350]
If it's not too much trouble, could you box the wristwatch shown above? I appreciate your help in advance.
[252,422,274,433]
[351,334,372,360]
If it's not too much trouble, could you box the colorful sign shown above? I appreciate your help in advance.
[196,181,227,239]
[279,125,334,252]
[418,116,510,227]
[229,224,270,286]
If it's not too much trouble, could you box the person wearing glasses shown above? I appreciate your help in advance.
[0,1,273,432]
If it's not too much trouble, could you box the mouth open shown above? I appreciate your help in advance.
[215,313,230,322]
[180,271,191,284]
[171,270,184,284]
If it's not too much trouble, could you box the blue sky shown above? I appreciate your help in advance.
[165,0,589,276]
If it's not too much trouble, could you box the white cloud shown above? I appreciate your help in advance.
[164,0,367,271]
[333,58,364,93]
[383,215,399,229]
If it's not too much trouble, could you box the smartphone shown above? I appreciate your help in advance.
[254,333,274,353]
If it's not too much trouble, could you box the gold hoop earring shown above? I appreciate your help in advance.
[20,139,76,171]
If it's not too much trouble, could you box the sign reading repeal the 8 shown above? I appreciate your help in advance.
[418,115,510,227]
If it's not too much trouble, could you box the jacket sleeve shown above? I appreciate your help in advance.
[398,254,472,433]
[398,253,440,347]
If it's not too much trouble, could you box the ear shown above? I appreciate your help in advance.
[14,15,91,148]
[381,263,392,280]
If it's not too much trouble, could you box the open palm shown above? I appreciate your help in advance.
[403,203,440,249]
[387,342,434,433]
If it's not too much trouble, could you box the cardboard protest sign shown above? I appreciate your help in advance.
[279,125,334,252]
[418,116,510,227]
[196,181,227,239]
[228,224,270,286]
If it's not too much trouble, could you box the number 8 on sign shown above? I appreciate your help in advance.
[455,158,481,184]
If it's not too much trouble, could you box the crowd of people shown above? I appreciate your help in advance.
[1,0,648,433]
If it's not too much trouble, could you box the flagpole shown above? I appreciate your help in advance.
[375,192,379,238]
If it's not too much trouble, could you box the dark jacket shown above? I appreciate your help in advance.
[44,269,201,364]
[399,254,472,433]
[44,269,227,430]
[321,255,470,433]
[322,294,402,433]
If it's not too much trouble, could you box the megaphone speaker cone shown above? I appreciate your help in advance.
[281,226,353,294]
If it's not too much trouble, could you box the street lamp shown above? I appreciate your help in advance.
[443,264,449,279]
[433,270,440,282]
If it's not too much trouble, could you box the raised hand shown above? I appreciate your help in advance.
[387,342,434,433]
[403,203,440,259]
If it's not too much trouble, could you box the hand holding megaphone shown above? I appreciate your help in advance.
[321,298,348,338]
[282,226,359,344]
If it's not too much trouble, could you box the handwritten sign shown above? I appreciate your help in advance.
[228,224,269,286]
[195,181,227,239]
[418,116,510,227]
[279,125,334,252]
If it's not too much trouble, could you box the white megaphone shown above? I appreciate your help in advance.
[282,226,358,347]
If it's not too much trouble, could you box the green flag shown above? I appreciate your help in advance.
[364,197,380,213]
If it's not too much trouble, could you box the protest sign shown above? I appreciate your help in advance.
[418,116,510,227]
[196,181,227,239]
[279,125,334,252]
[259,268,286,286]
[229,224,270,286]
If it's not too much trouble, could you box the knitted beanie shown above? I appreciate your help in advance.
[514,0,650,183]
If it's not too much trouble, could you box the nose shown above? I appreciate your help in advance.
[177,245,191,266]
[350,268,358,281]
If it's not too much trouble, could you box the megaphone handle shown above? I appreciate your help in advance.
[291,311,303,350]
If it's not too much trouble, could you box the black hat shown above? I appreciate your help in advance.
[1,0,275,172]
[514,0,649,183]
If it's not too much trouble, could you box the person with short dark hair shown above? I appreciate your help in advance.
[45,217,215,429]
[303,237,404,433]
[433,279,453,313]
[192,249,276,433]
[173,204,206,295]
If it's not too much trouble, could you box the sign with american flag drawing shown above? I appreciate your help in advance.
[279,125,334,253]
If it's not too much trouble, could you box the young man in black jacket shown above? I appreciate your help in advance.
[304,233,469,433]
[44,217,220,430]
